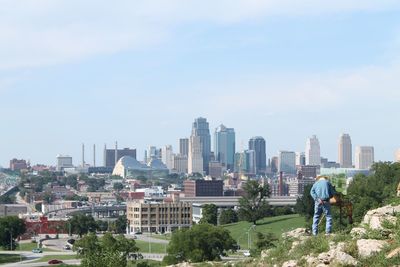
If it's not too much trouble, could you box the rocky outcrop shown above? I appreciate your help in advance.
[362,205,400,230]
[350,227,367,239]
[357,239,387,258]
[282,260,297,267]
[282,228,309,240]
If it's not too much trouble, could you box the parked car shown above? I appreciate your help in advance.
[243,250,251,257]
[32,248,42,253]
[48,259,63,264]
[63,245,71,250]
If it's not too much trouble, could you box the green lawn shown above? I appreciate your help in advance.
[0,254,26,264]
[0,242,55,252]
[31,254,77,263]
[146,233,171,241]
[135,240,167,254]
[223,214,305,250]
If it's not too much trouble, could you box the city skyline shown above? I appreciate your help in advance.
[1,2,400,166]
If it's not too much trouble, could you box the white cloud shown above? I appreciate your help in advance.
[0,0,399,70]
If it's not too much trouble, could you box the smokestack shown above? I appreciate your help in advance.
[115,141,118,164]
[93,144,96,167]
[82,143,85,167]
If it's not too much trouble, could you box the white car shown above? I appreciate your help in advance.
[243,250,251,257]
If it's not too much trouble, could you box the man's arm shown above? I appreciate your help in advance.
[310,183,318,201]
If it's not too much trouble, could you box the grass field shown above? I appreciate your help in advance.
[0,254,26,264]
[223,214,305,250]
[0,242,55,252]
[135,240,167,254]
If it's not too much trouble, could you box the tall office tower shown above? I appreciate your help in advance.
[295,152,306,166]
[161,145,174,170]
[103,143,136,168]
[145,146,162,163]
[179,138,189,156]
[173,154,188,174]
[305,135,321,166]
[234,150,256,175]
[395,149,400,162]
[191,117,211,173]
[56,155,73,171]
[270,156,279,174]
[278,151,296,175]
[338,133,352,168]
[188,135,203,174]
[355,146,374,170]
[214,124,235,171]
[248,136,266,174]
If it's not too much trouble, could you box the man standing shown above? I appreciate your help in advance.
[310,175,336,236]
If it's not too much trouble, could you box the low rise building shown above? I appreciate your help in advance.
[0,204,28,217]
[126,200,192,234]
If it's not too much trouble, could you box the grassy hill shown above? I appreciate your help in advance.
[223,214,305,250]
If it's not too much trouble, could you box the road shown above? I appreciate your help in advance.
[15,192,35,213]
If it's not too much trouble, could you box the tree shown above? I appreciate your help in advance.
[74,232,140,267]
[68,214,98,237]
[238,180,271,225]
[0,216,26,250]
[114,215,127,234]
[113,182,124,191]
[294,184,314,222]
[219,209,238,225]
[163,223,236,265]
[199,204,218,225]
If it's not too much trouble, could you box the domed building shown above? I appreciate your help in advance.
[113,156,169,179]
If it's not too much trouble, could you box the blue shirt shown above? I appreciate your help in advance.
[310,179,335,201]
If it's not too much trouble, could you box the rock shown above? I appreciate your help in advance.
[317,251,332,264]
[387,247,400,259]
[304,255,319,266]
[282,228,309,239]
[362,205,400,230]
[260,249,271,259]
[357,239,386,258]
[350,227,367,239]
[282,260,297,267]
[334,251,358,266]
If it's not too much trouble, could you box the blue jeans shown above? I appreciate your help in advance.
[312,201,332,235]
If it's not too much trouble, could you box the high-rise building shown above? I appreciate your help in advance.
[144,146,161,163]
[355,146,374,170]
[103,144,137,168]
[270,156,279,174]
[9,159,28,171]
[248,136,266,174]
[234,150,256,175]
[214,124,235,171]
[305,135,321,166]
[278,151,296,175]
[184,179,223,197]
[191,118,211,173]
[295,152,306,166]
[188,135,203,174]
[161,145,174,170]
[395,149,400,162]
[56,155,73,171]
[173,154,188,174]
[338,134,352,168]
[179,138,189,156]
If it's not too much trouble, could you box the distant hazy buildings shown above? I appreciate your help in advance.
[295,152,306,166]
[188,135,203,174]
[355,146,374,170]
[179,138,189,156]
[191,117,211,173]
[9,159,28,171]
[234,150,256,175]
[248,136,266,174]
[144,146,161,163]
[103,143,137,168]
[56,155,73,171]
[172,154,188,174]
[278,151,296,175]
[305,135,320,166]
[214,124,235,171]
[338,134,352,168]
[161,145,174,170]
[395,149,400,162]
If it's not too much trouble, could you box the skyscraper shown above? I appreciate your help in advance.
[305,135,321,166]
[248,136,266,174]
[161,145,174,170]
[295,152,306,166]
[214,124,235,170]
[188,135,203,174]
[338,134,352,168]
[278,151,296,175]
[191,117,211,173]
[355,146,374,170]
[179,138,189,156]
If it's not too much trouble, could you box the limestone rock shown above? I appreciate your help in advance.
[357,239,386,258]
[304,255,319,266]
[350,227,367,239]
[362,205,400,230]
[282,260,297,267]
[387,247,400,259]
[334,251,358,266]
[260,249,271,259]
[282,228,309,239]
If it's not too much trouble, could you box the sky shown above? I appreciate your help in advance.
[1,0,400,167]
